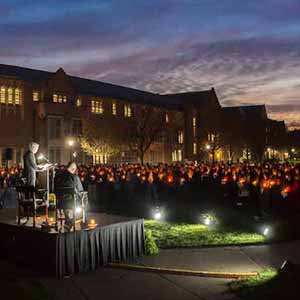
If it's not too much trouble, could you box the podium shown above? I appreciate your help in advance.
[38,163,55,207]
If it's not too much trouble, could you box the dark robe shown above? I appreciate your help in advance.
[23,150,38,187]
[54,170,83,209]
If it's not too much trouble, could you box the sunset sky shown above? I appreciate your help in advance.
[1,0,299,128]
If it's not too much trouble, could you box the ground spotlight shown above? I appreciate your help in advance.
[262,225,271,237]
[154,211,162,220]
[201,213,216,226]
[204,217,211,226]
[153,207,163,221]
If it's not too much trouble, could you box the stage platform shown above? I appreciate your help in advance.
[0,209,145,278]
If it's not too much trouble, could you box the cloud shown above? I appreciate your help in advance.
[0,0,300,128]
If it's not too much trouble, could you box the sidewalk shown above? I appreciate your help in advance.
[6,240,300,300]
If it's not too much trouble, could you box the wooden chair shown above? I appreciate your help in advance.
[54,188,88,232]
[16,186,48,228]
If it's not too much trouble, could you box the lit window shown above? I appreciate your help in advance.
[14,88,21,105]
[208,133,215,142]
[192,117,197,127]
[165,112,169,123]
[76,98,82,107]
[178,150,182,161]
[33,91,39,102]
[178,131,184,144]
[172,150,177,162]
[7,88,13,104]
[112,101,117,115]
[193,142,197,155]
[124,104,132,118]
[53,93,67,103]
[91,100,103,114]
[192,117,197,137]
[0,86,5,103]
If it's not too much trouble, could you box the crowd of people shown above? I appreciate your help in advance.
[1,162,299,210]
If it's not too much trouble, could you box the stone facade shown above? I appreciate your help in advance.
[0,64,286,166]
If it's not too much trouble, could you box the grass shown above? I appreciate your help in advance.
[144,220,266,248]
[229,268,278,298]
[230,265,300,300]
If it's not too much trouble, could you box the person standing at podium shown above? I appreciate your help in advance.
[23,142,40,187]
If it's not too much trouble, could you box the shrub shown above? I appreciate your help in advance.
[145,229,159,255]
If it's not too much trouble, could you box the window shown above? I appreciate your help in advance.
[14,88,21,105]
[7,88,13,104]
[33,91,39,102]
[178,149,182,161]
[0,86,5,103]
[53,93,67,103]
[192,117,197,137]
[112,101,117,115]
[172,150,177,162]
[72,119,82,136]
[76,98,82,107]
[178,131,184,144]
[193,142,197,155]
[124,104,132,118]
[208,133,215,142]
[91,100,103,114]
[49,147,61,164]
[0,86,22,105]
[48,118,62,139]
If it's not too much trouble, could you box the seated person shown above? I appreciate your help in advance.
[54,162,84,229]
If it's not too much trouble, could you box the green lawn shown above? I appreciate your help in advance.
[230,266,300,300]
[229,268,278,299]
[144,220,266,248]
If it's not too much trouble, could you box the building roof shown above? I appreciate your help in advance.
[223,105,268,119]
[0,63,179,110]
[163,88,221,109]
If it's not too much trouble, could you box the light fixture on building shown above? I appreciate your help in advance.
[206,144,211,150]
[75,206,82,214]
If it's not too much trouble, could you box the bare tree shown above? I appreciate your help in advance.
[123,105,166,165]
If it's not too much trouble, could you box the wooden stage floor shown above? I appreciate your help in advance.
[0,208,139,233]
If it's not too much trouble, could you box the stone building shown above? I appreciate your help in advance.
[0,64,184,166]
[0,63,286,166]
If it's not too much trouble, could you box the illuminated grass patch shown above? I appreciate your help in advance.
[144,220,266,248]
[229,268,278,299]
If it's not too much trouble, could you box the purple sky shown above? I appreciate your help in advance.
[1,0,300,128]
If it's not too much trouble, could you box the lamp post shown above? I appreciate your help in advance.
[67,139,75,161]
